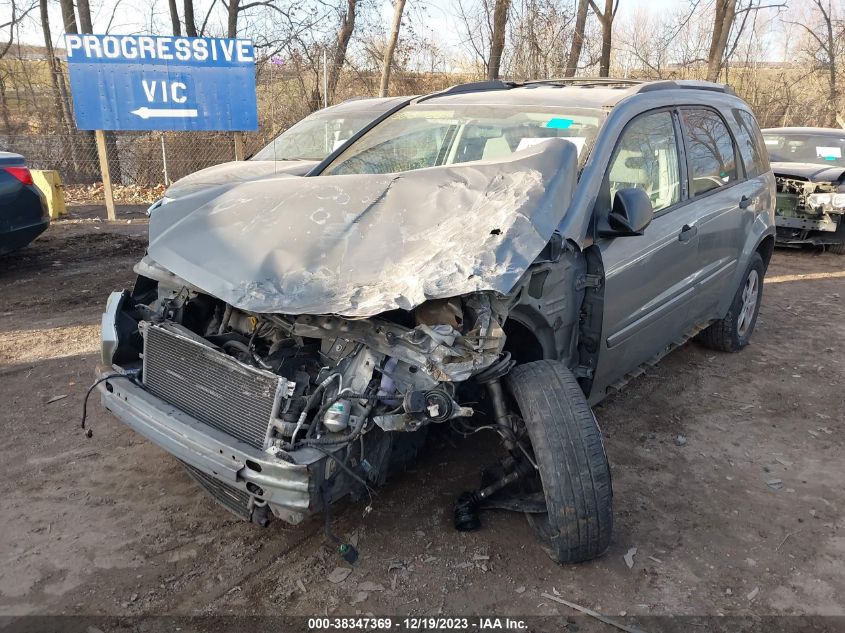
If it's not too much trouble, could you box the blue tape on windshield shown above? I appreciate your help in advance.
[546,118,573,129]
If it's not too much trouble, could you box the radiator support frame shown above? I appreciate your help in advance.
[140,321,290,451]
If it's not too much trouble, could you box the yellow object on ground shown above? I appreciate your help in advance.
[31,170,67,219]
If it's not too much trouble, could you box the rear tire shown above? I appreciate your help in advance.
[696,252,764,352]
[506,360,612,564]
[828,242,845,255]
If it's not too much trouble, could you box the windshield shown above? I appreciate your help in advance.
[322,104,604,176]
[763,132,845,168]
[251,109,386,161]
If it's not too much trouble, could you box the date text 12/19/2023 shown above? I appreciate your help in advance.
[308,617,528,631]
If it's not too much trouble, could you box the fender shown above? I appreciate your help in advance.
[719,209,776,318]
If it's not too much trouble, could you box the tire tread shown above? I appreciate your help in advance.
[507,361,612,563]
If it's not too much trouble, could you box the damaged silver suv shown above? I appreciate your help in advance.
[96,79,775,564]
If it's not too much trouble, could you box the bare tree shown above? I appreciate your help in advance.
[487,0,510,78]
[227,0,240,37]
[168,0,182,35]
[379,0,406,96]
[33,0,93,180]
[0,0,39,134]
[1,0,37,58]
[326,0,357,102]
[707,0,786,82]
[455,0,493,76]
[616,2,701,78]
[69,0,123,180]
[184,0,198,36]
[38,0,71,134]
[77,0,93,31]
[226,0,316,43]
[589,0,618,77]
[565,0,589,76]
[199,0,218,36]
[788,0,843,127]
[507,0,573,79]
[706,0,736,81]
[58,0,77,33]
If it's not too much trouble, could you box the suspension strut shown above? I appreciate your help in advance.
[454,353,527,531]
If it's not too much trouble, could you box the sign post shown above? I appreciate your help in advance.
[94,130,116,220]
[160,134,169,185]
[233,131,245,161]
[64,34,258,218]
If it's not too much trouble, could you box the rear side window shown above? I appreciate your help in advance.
[682,108,738,196]
[732,109,768,178]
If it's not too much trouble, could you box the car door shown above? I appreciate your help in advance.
[592,109,703,397]
[679,106,759,322]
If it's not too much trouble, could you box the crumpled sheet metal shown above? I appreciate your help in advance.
[164,160,313,200]
[291,293,505,382]
[147,139,578,317]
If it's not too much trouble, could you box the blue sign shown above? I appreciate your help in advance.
[64,34,258,131]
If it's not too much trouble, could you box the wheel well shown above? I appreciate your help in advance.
[503,319,545,364]
[757,235,775,271]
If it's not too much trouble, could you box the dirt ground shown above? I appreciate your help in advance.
[1,207,843,626]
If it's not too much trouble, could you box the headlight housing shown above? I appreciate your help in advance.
[101,291,126,364]
[146,196,173,216]
[807,192,845,210]
[807,192,832,208]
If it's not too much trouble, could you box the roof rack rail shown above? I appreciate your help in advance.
[416,80,516,103]
[521,77,736,96]
[413,77,736,103]
[523,77,645,87]
[633,80,736,95]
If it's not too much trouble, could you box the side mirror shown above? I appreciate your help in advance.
[603,187,654,237]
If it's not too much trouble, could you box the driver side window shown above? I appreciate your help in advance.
[608,111,680,213]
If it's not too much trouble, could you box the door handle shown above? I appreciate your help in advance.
[739,195,752,209]
[678,224,698,242]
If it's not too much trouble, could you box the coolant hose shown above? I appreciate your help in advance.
[288,373,342,446]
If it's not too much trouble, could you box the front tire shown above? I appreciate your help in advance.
[825,220,845,254]
[506,361,612,564]
[696,252,764,352]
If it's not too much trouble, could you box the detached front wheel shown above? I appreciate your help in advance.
[506,360,613,564]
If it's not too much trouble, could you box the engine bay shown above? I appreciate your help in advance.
[98,263,527,527]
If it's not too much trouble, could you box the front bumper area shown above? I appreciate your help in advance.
[775,221,844,247]
[97,366,323,524]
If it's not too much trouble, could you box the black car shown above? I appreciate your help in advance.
[762,127,845,254]
[0,152,49,256]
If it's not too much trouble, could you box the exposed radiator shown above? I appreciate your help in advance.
[181,461,252,520]
[142,322,287,450]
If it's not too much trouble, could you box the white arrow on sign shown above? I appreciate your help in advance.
[131,107,198,119]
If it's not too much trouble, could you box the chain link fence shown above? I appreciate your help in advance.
[2,129,270,206]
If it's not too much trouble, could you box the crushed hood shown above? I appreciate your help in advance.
[164,160,317,199]
[771,161,845,184]
[147,139,578,317]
